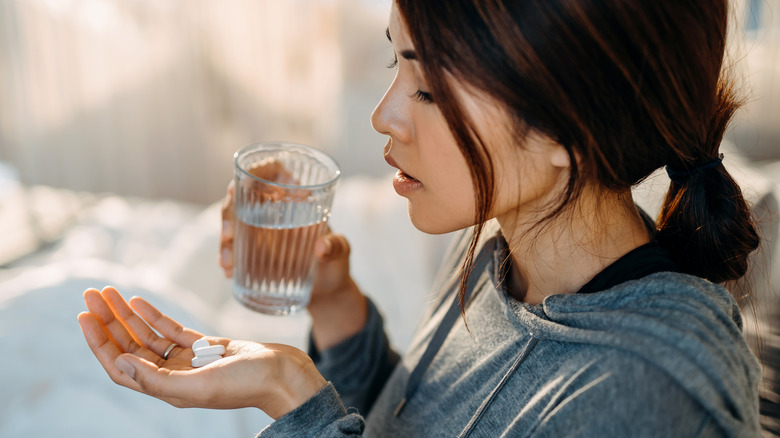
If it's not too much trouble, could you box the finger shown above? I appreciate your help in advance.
[221,216,234,242]
[83,289,160,364]
[221,180,235,224]
[128,296,204,348]
[248,158,286,181]
[116,354,206,408]
[314,233,350,261]
[78,312,144,392]
[220,233,233,278]
[220,244,233,278]
[83,288,119,333]
[313,225,332,258]
[313,237,331,259]
[221,181,235,277]
[101,287,179,358]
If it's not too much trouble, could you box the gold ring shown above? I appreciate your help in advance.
[163,342,178,360]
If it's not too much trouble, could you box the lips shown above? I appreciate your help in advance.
[386,154,423,196]
[384,154,419,182]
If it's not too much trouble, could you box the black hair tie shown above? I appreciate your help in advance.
[665,153,724,185]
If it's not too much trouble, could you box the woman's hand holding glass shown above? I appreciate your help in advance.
[77,287,326,419]
[219,161,368,350]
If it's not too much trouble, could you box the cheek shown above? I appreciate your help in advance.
[432,160,474,210]
[410,142,477,234]
[418,120,472,197]
[490,149,567,218]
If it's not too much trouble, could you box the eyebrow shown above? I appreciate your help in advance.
[385,27,418,60]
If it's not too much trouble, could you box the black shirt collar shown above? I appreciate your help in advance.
[576,242,678,294]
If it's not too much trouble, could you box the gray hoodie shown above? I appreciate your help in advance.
[259,224,761,437]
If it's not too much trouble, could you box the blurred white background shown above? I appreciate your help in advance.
[0,0,778,204]
[0,0,395,204]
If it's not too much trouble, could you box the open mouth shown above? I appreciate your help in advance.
[385,154,419,182]
[392,168,423,196]
[385,153,422,195]
[397,170,419,182]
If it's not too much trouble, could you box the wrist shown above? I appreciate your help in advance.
[308,280,368,351]
[263,352,328,420]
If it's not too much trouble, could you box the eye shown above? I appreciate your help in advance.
[412,90,434,103]
[387,56,398,69]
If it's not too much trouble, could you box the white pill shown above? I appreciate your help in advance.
[191,354,222,368]
[192,337,210,350]
[193,344,226,357]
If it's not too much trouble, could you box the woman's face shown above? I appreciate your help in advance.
[371,3,569,235]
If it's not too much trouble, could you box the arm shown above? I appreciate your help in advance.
[261,299,400,437]
[257,383,364,437]
[306,235,369,351]
[310,297,401,415]
[292,232,401,414]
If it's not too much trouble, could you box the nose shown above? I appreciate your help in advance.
[370,76,411,144]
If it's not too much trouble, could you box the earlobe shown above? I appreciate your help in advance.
[526,130,571,170]
[549,144,571,169]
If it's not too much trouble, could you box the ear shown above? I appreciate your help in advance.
[525,130,571,170]
[549,144,571,169]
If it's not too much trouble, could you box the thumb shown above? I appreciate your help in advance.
[115,354,196,408]
[314,234,350,262]
[115,354,165,394]
[115,355,137,380]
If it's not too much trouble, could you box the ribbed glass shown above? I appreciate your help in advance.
[232,142,340,315]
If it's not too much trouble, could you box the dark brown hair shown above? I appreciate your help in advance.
[394,0,759,306]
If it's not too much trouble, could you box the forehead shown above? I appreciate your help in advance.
[388,3,411,45]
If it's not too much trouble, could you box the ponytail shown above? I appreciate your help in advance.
[656,79,760,284]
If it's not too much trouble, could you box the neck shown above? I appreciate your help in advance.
[496,188,651,305]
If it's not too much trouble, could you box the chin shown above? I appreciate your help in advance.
[407,203,473,235]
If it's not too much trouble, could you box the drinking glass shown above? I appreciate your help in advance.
[232,142,340,315]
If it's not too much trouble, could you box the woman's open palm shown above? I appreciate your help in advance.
[77,287,326,419]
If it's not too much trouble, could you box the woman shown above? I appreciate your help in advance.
[79,0,762,435]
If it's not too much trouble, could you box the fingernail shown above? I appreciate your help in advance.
[116,357,136,380]
[222,220,232,236]
[222,247,233,265]
[315,239,330,257]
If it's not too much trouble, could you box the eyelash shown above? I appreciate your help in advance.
[412,90,434,103]
[387,56,434,104]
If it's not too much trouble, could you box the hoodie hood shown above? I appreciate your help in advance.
[501,271,761,436]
